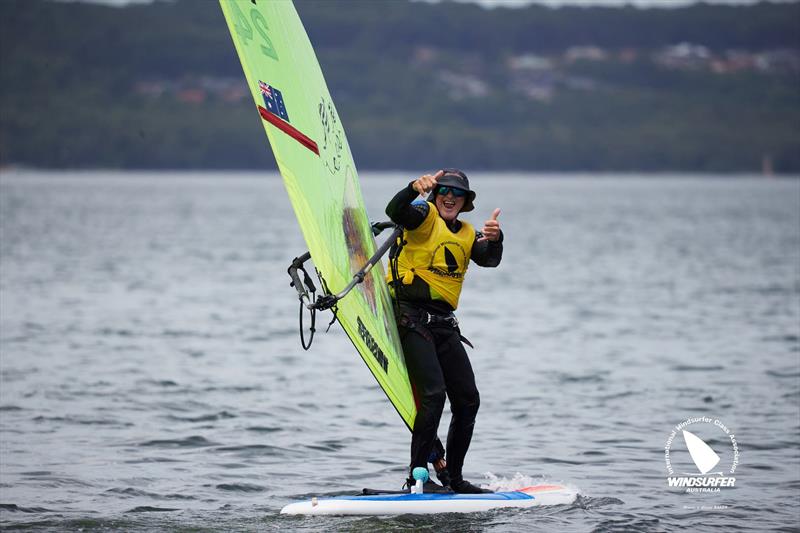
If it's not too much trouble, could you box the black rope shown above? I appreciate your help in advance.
[325,306,338,333]
[288,258,318,351]
[298,296,316,350]
[317,270,339,333]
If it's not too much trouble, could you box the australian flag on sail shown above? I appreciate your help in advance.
[259,80,290,122]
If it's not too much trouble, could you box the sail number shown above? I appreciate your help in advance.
[230,2,278,60]
[318,97,343,174]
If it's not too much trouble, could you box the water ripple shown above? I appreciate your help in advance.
[125,506,181,513]
[105,488,197,501]
[165,411,237,423]
[138,436,216,448]
[0,504,54,513]
[215,483,266,493]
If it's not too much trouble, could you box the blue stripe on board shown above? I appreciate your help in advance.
[335,491,534,502]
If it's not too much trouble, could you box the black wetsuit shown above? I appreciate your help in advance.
[386,182,503,484]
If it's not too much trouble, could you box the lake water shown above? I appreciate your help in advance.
[1,171,798,532]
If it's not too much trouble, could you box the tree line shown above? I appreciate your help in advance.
[0,0,798,172]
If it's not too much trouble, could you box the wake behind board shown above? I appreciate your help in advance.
[281,484,578,516]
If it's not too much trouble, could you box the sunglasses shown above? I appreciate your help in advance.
[436,186,467,198]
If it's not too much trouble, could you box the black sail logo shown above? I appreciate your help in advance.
[444,246,458,272]
[357,316,389,373]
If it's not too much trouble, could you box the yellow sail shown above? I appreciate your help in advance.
[219,0,415,429]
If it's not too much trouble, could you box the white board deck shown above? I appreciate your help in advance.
[280,484,578,515]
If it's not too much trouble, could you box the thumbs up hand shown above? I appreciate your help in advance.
[477,208,501,242]
[412,170,444,196]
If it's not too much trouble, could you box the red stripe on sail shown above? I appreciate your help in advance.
[258,105,319,156]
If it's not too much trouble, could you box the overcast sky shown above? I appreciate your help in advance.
[443,0,790,6]
[74,0,796,7]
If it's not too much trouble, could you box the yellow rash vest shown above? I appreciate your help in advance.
[387,202,475,310]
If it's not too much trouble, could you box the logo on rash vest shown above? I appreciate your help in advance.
[664,416,739,495]
[258,81,289,121]
[357,316,388,373]
[428,242,467,279]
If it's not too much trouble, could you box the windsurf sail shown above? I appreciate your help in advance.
[219,0,416,429]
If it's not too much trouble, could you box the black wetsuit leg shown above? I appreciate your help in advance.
[400,325,447,472]
[437,327,480,482]
[400,323,480,481]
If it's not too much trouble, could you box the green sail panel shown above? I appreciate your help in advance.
[219,0,415,429]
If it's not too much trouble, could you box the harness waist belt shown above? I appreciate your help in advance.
[396,305,473,347]
[421,311,459,328]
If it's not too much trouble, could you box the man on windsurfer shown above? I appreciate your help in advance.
[385,169,503,494]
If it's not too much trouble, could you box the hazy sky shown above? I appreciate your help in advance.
[445,0,786,6]
[457,0,797,7]
[75,0,794,7]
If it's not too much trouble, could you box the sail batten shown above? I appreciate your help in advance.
[219,0,416,429]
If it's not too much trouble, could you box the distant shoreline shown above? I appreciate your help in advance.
[2,168,798,179]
